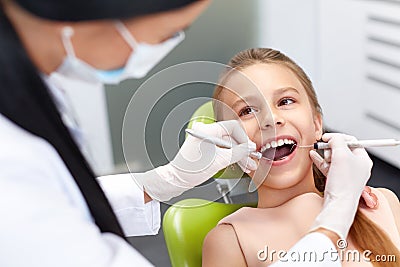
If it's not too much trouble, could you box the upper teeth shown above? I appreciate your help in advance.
[260,138,295,152]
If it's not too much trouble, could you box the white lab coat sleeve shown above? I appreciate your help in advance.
[270,233,341,267]
[97,173,161,236]
[0,143,154,267]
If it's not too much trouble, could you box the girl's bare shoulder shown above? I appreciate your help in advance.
[202,223,247,267]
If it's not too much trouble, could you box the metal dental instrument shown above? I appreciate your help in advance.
[298,139,400,150]
[186,129,400,160]
[185,129,263,159]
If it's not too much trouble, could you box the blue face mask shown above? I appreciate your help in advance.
[95,67,125,82]
[57,21,185,85]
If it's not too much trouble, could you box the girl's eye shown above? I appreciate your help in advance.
[239,106,257,117]
[279,98,295,106]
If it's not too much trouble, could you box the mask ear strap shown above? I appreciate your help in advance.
[61,26,77,58]
[114,20,139,50]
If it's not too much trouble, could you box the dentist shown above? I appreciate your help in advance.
[0,0,373,266]
[0,1,257,266]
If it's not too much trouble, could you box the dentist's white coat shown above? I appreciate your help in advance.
[0,113,159,266]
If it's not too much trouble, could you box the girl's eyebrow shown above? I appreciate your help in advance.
[231,95,261,110]
[273,87,300,97]
[230,87,300,110]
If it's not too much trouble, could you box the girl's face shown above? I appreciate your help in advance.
[218,63,322,190]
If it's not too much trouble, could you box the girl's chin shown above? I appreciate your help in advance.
[248,169,302,189]
[249,160,314,189]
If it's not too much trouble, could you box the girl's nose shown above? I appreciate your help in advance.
[261,110,286,129]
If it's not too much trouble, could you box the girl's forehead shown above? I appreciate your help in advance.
[241,63,304,92]
[220,63,305,102]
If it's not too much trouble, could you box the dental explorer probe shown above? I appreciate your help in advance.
[299,139,400,150]
[186,128,400,159]
[185,129,263,159]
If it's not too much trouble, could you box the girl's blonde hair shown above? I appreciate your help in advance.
[213,48,399,266]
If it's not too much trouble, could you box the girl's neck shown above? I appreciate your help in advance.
[256,169,320,209]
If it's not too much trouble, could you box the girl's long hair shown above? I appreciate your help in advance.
[213,48,399,266]
[0,3,124,237]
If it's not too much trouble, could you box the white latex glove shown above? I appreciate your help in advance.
[133,120,257,202]
[309,133,373,240]
[310,144,378,209]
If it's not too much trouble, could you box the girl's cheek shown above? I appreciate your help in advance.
[242,120,259,138]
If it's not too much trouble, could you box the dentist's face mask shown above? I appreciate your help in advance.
[56,21,185,84]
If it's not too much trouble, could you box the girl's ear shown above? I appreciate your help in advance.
[313,113,323,140]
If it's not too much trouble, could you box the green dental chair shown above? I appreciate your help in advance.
[162,101,257,267]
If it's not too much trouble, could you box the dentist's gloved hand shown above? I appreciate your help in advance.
[133,120,257,202]
[309,133,373,240]
[310,145,378,209]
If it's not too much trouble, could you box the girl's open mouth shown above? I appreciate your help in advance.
[259,137,297,162]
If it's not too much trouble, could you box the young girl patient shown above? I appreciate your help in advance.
[202,48,400,267]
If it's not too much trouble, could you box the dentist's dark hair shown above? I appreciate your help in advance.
[214,48,400,267]
[0,2,125,238]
